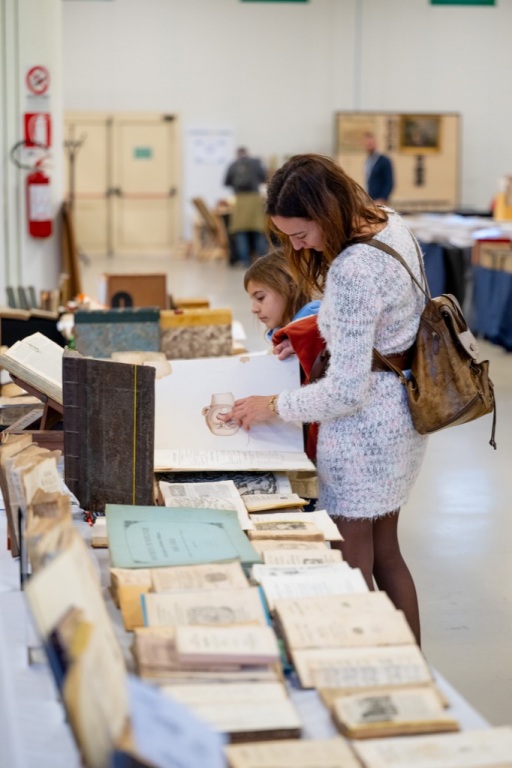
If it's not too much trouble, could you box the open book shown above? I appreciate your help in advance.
[154,353,315,472]
[0,332,64,404]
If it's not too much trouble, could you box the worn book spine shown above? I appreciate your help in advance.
[63,350,155,513]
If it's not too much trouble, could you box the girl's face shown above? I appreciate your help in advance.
[246,279,287,331]
[271,216,324,252]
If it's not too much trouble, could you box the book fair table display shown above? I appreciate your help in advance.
[0,335,511,767]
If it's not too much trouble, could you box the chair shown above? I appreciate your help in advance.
[191,197,229,261]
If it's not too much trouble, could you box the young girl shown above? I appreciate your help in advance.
[244,250,324,460]
[244,250,320,341]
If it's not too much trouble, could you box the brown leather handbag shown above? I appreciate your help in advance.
[367,238,496,448]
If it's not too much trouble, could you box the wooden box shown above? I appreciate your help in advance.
[99,273,169,309]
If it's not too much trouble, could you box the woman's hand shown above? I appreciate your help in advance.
[273,338,295,360]
[218,395,278,431]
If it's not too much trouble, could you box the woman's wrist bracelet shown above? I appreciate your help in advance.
[268,394,279,415]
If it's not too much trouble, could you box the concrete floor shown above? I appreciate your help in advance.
[80,250,512,727]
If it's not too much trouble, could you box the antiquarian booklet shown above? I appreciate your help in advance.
[105,504,260,569]
[154,353,315,472]
[351,725,512,768]
[141,587,268,629]
[330,686,459,739]
[0,332,64,403]
[161,681,302,742]
[293,644,433,690]
[225,737,362,768]
[253,563,368,611]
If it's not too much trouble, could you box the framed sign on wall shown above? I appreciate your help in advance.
[334,111,460,213]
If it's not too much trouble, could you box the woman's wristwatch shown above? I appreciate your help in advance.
[268,394,279,415]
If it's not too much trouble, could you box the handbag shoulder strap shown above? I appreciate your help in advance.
[366,235,432,300]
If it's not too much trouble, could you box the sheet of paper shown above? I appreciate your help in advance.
[256,563,368,611]
[154,353,314,471]
[159,479,253,530]
[155,448,315,472]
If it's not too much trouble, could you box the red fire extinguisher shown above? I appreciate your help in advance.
[26,159,53,238]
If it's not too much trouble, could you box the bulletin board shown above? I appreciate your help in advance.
[334,111,461,212]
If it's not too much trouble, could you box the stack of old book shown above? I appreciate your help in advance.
[104,499,304,742]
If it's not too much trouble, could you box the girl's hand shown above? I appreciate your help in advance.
[217,395,278,431]
[273,338,295,360]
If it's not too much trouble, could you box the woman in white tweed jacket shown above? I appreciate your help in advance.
[223,154,427,645]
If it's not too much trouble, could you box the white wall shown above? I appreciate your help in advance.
[61,0,511,222]
[0,0,63,303]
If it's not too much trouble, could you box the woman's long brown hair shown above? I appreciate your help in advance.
[266,154,388,292]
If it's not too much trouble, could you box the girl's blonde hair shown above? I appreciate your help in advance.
[244,249,315,327]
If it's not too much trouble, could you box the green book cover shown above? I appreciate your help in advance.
[105,504,261,569]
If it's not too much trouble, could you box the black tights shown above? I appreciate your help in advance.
[332,510,421,646]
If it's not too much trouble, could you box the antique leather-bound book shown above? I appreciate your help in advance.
[63,349,155,513]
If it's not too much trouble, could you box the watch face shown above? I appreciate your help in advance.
[202,393,240,436]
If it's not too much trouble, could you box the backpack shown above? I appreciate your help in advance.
[230,158,257,192]
[368,237,497,448]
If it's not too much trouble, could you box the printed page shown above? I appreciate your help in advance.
[352,725,512,768]
[278,607,416,651]
[225,737,362,768]
[150,561,248,592]
[159,479,253,530]
[293,644,433,690]
[153,471,292,496]
[142,587,268,628]
[0,332,64,403]
[262,548,342,565]
[273,591,395,619]
[249,509,342,541]
[174,624,280,666]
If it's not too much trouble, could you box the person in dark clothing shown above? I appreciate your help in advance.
[362,132,394,204]
[224,147,268,266]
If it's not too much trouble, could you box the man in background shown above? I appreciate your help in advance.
[362,132,394,205]
[224,147,267,267]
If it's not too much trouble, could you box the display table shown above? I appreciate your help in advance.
[0,504,493,768]
[404,214,512,346]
